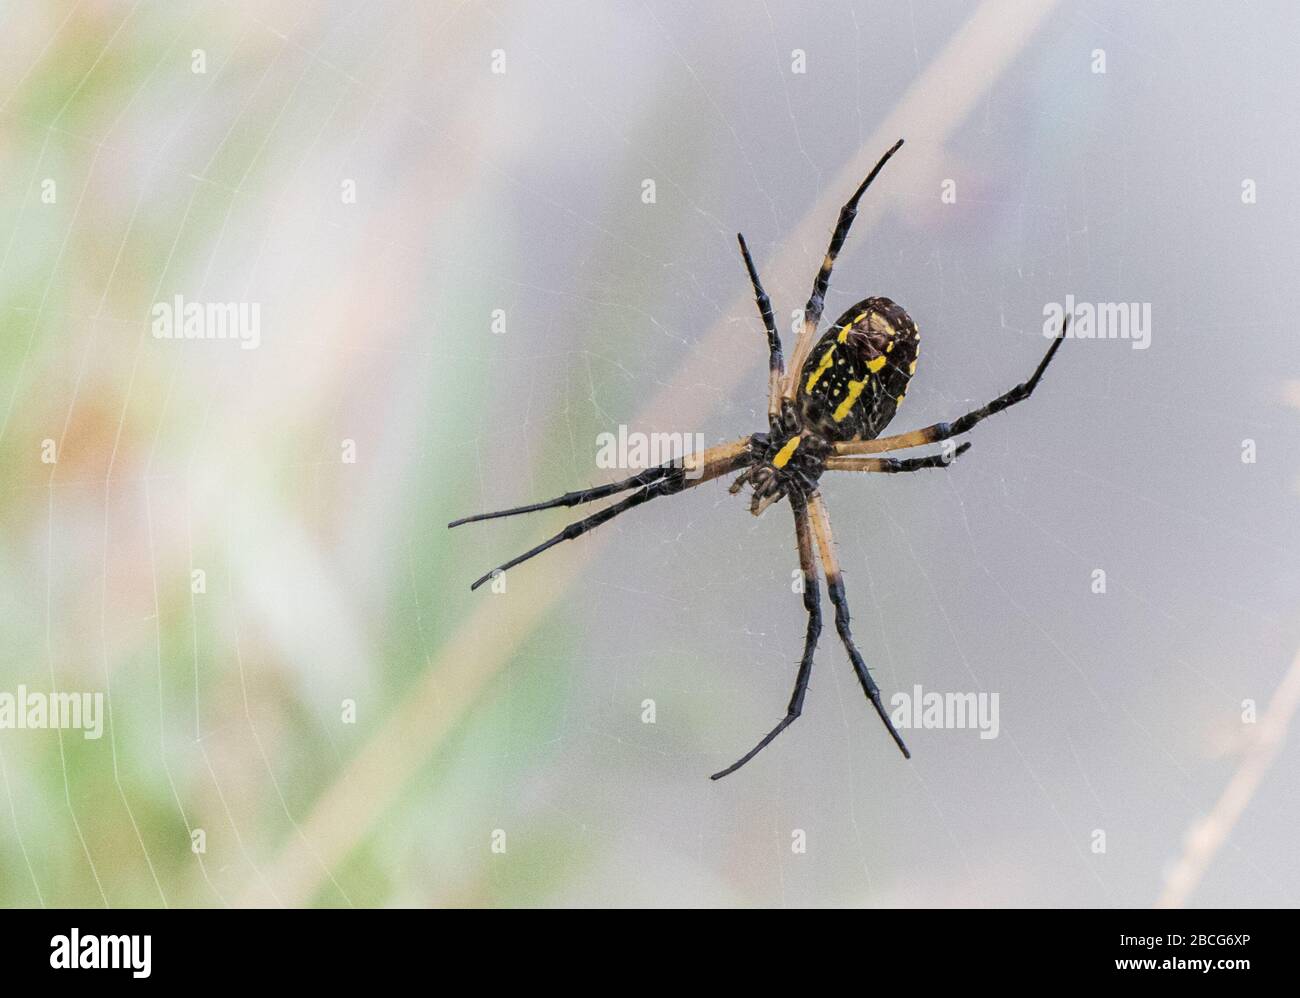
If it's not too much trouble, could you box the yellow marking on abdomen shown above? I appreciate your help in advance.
[838,312,870,343]
[833,380,869,422]
[804,344,836,392]
[772,435,802,468]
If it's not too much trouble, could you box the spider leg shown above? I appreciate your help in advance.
[824,441,971,473]
[783,139,905,397]
[449,464,673,528]
[807,493,910,758]
[451,436,754,529]
[469,479,674,590]
[711,495,821,780]
[834,320,1069,458]
[463,437,752,590]
[736,233,783,426]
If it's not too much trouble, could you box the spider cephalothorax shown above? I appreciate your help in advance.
[738,295,922,516]
[450,139,1067,779]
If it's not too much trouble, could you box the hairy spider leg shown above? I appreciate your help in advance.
[736,232,783,424]
[834,319,1069,457]
[808,493,910,758]
[711,495,822,780]
[448,463,674,528]
[783,139,905,398]
[459,438,752,591]
[824,441,970,473]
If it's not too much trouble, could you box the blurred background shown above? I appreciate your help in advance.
[1,0,1298,908]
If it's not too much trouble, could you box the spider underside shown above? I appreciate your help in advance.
[449,139,1068,779]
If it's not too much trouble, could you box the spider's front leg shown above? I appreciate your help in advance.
[454,437,753,591]
[807,493,910,758]
[711,494,821,780]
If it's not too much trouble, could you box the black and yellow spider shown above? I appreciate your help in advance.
[450,139,1068,780]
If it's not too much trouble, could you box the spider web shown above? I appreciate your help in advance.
[2,0,1299,909]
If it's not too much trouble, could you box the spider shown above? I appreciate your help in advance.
[449,139,1068,780]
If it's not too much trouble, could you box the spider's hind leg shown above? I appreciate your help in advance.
[783,138,905,396]
[825,441,971,474]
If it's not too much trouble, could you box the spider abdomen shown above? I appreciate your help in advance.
[795,296,919,442]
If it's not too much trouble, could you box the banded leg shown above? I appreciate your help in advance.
[807,493,910,758]
[736,233,783,425]
[834,323,1068,458]
[449,464,674,528]
[451,436,753,528]
[711,495,821,780]
[824,442,970,473]
[465,437,752,591]
[783,139,905,398]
